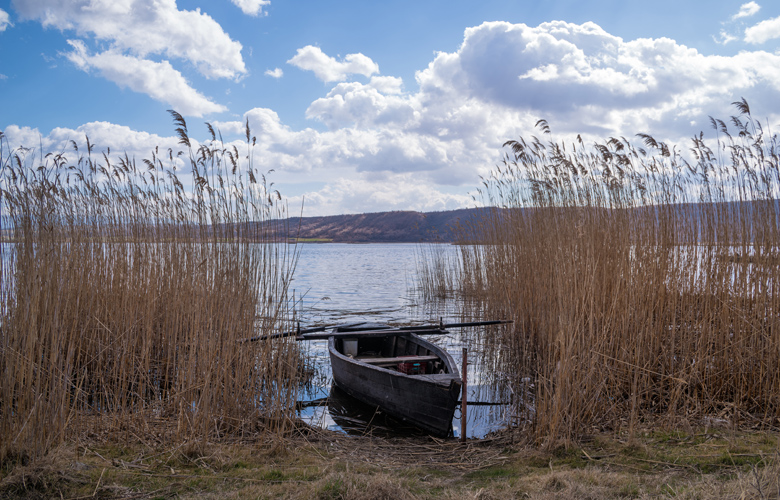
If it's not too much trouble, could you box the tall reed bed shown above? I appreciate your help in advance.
[0,112,300,463]
[456,100,780,445]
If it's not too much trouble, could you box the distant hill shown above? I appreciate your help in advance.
[279,208,494,243]
[260,199,780,244]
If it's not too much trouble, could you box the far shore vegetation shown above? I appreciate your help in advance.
[288,237,333,243]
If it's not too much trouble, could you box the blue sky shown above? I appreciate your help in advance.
[2,0,780,215]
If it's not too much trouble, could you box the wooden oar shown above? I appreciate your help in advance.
[297,328,450,341]
[239,321,370,343]
[297,319,513,340]
[398,319,513,331]
[241,319,512,343]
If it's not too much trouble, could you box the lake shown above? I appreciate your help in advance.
[291,243,511,438]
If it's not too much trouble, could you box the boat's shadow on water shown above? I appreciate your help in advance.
[314,385,430,438]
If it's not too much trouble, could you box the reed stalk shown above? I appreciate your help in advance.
[415,243,460,300]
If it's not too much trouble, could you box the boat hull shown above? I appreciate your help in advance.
[328,333,462,437]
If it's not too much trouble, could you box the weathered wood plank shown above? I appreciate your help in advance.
[357,355,439,366]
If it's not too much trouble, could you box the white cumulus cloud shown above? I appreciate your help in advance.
[230,0,270,16]
[415,20,780,139]
[265,68,283,78]
[369,76,404,94]
[11,0,246,79]
[2,121,179,161]
[65,40,226,117]
[306,82,419,130]
[287,45,379,82]
[288,175,473,215]
[0,8,12,32]
[745,16,780,44]
[733,2,761,19]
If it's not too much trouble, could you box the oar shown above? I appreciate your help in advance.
[322,319,511,337]
[239,321,368,343]
[297,320,512,340]
[239,323,327,343]
[398,319,513,331]
[297,327,449,341]
[241,319,512,343]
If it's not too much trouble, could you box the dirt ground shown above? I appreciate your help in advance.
[2,422,779,499]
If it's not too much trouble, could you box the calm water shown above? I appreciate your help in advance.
[291,243,511,438]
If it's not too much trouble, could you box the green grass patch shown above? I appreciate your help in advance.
[465,466,515,481]
[318,476,346,500]
[717,452,765,468]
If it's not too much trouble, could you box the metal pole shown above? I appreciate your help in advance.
[461,347,467,442]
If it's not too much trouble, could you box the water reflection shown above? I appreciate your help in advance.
[292,243,512,438]
[299,385,427,437]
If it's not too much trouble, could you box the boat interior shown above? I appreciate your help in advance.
[334,335,450,375]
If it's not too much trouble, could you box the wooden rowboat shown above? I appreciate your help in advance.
[242,318,511,438]
[327,323,462,438]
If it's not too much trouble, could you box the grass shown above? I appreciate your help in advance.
[0,111,301,465]
[2,426,779,499]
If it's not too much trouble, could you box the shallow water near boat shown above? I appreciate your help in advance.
[291,243,511,438]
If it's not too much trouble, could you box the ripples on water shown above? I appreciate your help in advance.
[292,243,511,438]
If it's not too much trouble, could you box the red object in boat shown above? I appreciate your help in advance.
[397,359,427,374]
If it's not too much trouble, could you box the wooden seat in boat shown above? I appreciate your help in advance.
[355,355,439,366]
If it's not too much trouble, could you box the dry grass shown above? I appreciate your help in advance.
[0,111,301,465]
[428,100,780,445]
[2,426,778,499]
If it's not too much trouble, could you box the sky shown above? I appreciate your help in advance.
[1,0,780,216]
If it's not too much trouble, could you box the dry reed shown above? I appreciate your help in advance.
[0,111,301,463]
[415,244,460,299]
[446,100,780,445]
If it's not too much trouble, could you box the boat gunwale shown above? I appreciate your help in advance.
[327,332,461,381]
